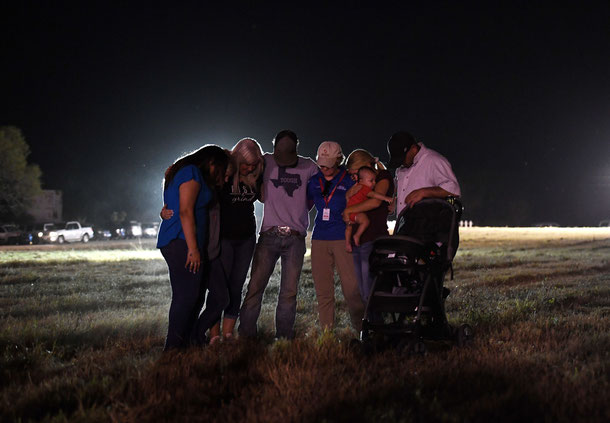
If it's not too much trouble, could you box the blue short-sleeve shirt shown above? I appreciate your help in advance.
[156,164,212,249]
[307,167,355,240]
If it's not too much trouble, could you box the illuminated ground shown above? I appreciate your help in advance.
[0,228,608,422]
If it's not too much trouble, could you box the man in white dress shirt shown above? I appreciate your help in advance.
[387,131,460,216]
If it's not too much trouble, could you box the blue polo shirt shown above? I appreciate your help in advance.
[157,165,212,249]
[307,167,355,241]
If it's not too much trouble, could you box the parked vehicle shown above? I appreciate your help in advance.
[141,222,159,238]
[110,221,142,239]
[21,223,58,244]
[125,221,142,238]
[112,227,127,239]
[93,226,112,241]
[0,224,22,245]
[49,221,94,243]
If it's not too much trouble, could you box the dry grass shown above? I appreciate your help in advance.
[1,229,609,422]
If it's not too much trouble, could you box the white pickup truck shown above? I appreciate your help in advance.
[49,221,94,244]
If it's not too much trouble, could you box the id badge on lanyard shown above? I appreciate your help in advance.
[319,171,346,222]
[322,208,331,221]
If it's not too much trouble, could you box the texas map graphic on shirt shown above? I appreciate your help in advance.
[271,167,302,197]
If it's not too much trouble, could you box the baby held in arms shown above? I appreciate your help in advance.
[345,166,394,252]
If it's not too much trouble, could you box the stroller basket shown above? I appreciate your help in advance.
[369,234,446,275]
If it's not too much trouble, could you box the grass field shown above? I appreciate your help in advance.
[1,228,609,422]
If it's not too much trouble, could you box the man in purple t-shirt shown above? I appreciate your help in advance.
[238,129,318,339]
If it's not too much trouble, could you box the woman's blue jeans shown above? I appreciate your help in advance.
[160,238,205,350]
[352,240,375,303]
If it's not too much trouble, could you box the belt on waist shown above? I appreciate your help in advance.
[262,226,303,237]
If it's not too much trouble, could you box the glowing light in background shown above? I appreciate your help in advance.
[458,226,610,242]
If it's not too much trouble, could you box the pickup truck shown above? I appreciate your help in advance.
[0,224,22,245]
[49,221,94,244]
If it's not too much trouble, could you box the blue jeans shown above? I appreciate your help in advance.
[160,239,205,350]
[352,241,375,303]
[220,236,256,318]
[238,232,306,339]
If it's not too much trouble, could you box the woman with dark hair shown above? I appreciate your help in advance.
[157,144,228,350]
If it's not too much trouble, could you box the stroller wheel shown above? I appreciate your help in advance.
[362,334,385,356]
[455,324,474,347]
[362,338,376,356]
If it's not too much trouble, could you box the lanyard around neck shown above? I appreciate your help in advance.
[318,170,347,207]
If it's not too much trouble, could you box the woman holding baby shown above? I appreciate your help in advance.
[342,149,395,304]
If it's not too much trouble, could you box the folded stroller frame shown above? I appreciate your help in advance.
[359,197,473,354]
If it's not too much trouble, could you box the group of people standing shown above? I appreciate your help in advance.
[156,130,460,350]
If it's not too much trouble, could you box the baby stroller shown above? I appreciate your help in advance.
[359,197,473,354]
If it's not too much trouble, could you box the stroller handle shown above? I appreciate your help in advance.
[393,197,463,262]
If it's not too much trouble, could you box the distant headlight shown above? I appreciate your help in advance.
[38,232,43,237]
[144,228,157,236]
[49,231,58,241]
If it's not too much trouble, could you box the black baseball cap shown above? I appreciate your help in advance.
[387,131,416,168]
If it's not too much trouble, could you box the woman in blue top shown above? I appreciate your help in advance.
[306,141,364,333]
[157,145,228,350]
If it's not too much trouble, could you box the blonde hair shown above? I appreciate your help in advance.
[346,149,386,173]
[230,138,264,192]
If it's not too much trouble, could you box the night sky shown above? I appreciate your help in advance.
[2,2,609,226]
